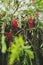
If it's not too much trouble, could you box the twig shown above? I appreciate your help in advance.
[15,28,24,35]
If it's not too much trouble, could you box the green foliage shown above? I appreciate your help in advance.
[8,35,34,65]
[8,35,24,65]
[26,50,34,59]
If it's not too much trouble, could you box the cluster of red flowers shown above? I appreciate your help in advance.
[6,11,39,39]
[12,19,18,29]
[6,19,18,39]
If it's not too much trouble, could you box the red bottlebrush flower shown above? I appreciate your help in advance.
[7,32,12,39]
[28,17,35,29]
[28,23,35,29]
[12,19,18,29]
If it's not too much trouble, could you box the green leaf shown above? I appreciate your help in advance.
[15,35,24,46]
[26,50,34,59]
[1,35,7,53]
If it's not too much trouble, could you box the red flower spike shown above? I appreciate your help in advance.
[12,19,18,29]
[28,17,35,29]
[7,32,12,39]
[28,22,35,29]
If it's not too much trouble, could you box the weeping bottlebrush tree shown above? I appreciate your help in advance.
[0,0,43,65]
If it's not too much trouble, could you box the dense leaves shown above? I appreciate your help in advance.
[0,0,43,65]
[8,35,34,65]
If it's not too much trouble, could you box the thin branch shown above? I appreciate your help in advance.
[15,28,24,35]
[13,1,23,14]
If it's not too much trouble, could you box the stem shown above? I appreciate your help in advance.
[1,22,5,65]
[1,22,6,65]
[34,51,40,65]
[30,58,32,65]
